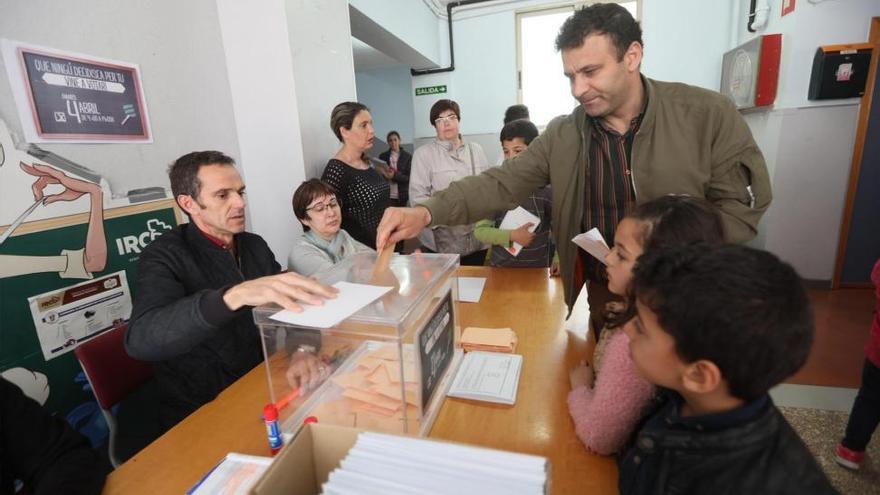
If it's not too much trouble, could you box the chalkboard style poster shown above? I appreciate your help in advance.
[2,39,152,143]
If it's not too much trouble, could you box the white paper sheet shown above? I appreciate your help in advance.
[457,277,487,303]
[571,227,611,265]
[498,206,541,256]
[269,281,392,328]
[447,351,523,405]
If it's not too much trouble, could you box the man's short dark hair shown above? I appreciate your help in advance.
[168,151,235,201]
[555,3,643,60]
[499,119,539,146]
[292,179,338,231]
[429,99,461,127]
[633,244,814,401]
[503,104,530,124]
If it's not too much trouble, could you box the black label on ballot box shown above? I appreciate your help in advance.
[416,292,455,410]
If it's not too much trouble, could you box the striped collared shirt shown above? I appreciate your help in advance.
[582,111,644,283]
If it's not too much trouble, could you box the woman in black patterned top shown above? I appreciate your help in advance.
[321,102,390,248]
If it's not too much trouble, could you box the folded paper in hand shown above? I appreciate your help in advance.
[572,227,611,265]
[499,206,541,256]
[460,326,517,353]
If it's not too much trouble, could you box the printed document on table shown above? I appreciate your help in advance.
[498,206,541,256]
[457,277,487,303]
[572,227,611,264]
[447,351,523,405]
[270,281,392,328]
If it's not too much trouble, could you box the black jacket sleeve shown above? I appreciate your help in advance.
[125,241,239,362]
[392,151,411,184]
[0,379,105,495]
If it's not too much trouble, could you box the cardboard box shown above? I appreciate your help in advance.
[250,423,551,495]
[250,423,362,495]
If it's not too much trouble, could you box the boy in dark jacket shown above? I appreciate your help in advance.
[618,244,836,494]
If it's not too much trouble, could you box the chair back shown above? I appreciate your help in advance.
[75,324,153,411]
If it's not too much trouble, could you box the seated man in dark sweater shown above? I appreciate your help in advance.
[618,244,836,494]
[125,151,337,429]
[1,378,105,495]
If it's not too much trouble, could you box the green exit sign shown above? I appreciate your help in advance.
[415,85,447,96]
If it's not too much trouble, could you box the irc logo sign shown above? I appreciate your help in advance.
[115,219,172,255]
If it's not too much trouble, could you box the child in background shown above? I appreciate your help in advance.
[567,195,724,454]
[474,120,557,272]
[835,257,880,470]
[619,244,835,494]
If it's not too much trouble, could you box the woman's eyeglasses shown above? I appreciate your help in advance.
[306,199,340,214]
[434,114,459,125]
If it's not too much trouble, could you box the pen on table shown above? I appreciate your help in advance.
[275,387,301,411]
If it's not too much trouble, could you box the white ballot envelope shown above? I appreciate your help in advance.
[498,206,540,256]
[572,228,611,265]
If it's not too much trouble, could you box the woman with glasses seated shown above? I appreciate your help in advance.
[289,179,373,277]
[321,101,390,249]
[409,99,492,265]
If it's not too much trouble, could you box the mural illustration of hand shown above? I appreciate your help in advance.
[16,161,107,274]
[20,162,101,205]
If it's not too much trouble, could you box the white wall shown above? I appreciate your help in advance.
[640,0,732,91]
[355,65,415,145]
[0,0,241,200]
[216,0,307,262]
[349,0,443,67]
[286,0,358,180]
[735,0,880,281]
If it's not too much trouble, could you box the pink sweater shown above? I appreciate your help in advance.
[567,330,655,455]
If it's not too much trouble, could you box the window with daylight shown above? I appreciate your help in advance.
[516,1,639,127]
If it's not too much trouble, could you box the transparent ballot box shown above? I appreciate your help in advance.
[253,252,462,437]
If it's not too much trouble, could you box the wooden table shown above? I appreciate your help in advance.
[103,267,618,494]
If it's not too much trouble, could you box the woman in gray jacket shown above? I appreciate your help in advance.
[288,179,373,277]
[409,99,492,265]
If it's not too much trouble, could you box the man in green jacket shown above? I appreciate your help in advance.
[377,3,771,323]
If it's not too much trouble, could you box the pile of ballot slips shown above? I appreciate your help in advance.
[460,327,518,354]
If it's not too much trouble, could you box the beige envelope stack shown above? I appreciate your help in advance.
[460,327,518,354]
[308,344,420,432]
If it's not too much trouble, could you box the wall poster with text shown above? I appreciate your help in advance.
[1,39,152,143]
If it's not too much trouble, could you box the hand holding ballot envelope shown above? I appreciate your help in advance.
[572,228,611,264]
[499,206,541,256]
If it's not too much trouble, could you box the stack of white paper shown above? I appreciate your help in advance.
[446,351,523,405]
[322,431,547,495]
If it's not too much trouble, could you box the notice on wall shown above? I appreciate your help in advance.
[2,39,152,143]
[27,270,132,360]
